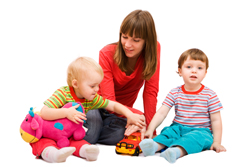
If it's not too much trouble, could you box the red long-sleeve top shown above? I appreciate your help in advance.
[98,42,161,129]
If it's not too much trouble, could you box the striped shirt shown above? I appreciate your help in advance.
[163,84,223,130]
[44,86,109,113]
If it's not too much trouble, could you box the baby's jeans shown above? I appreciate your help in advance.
[153,123,213,154]
[83,109,127,145]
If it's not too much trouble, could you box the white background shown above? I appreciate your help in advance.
[1,0,249,166]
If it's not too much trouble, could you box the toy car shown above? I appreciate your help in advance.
[115,132,142,156]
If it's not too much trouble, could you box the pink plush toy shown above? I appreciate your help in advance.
[20,102,86,148]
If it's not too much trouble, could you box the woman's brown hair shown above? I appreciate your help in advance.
[114,10,158,80]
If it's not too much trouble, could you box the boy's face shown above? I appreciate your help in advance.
[178,56,207,89]
[73,70,103,100]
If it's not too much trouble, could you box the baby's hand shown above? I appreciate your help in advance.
[210,142,226,153]
[126,113,146,128]
[65,104,86,124]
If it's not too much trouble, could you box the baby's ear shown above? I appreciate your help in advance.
[72,79,78,88]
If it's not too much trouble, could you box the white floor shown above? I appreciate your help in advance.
[9,140,245,167]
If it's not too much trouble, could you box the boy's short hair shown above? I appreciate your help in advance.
[178,48,209,70]
[67,57,104,86]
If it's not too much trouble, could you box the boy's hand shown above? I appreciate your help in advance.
[210,142,226,153]
[126,113,146,128]
[143,130,154,139]
[65,104,87,124]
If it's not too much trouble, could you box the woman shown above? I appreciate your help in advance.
[84,9,161,145]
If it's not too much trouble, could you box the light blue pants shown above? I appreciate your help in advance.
[153,123,213,154]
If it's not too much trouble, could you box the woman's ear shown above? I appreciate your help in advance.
[72,79,78,88]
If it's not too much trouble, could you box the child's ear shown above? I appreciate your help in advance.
[178,68,182,77]
[72,79,78,88]
[204,70,207,76]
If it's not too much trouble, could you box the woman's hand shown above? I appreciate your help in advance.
[65,104,87,124]
[124,124,146,140]
[126,113,146,129]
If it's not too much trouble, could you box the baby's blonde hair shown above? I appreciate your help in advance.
[67,57,104,86]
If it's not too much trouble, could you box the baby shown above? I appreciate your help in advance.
[30,57,145,163]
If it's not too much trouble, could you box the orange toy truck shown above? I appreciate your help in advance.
[115,132,142,156]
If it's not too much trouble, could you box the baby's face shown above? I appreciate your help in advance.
[178,57,207,88]
[76,71,103,100]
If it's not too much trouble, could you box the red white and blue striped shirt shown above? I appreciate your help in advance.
[163,84,223,130]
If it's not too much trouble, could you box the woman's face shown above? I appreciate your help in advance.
[121,33,145,59]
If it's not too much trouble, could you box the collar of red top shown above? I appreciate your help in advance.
[69,86,85,103]
[181,84,205,94]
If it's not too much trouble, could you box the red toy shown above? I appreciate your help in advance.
[20,102,86,148]
[116,132,142,156]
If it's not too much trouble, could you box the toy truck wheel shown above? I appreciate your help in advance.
[132,147,140,156]
[115,150,122,154]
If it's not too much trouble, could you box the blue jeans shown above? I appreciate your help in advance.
[153,123,213,154]
[83,109,127,145]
